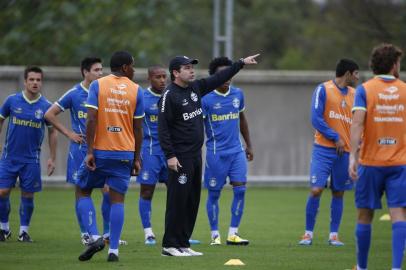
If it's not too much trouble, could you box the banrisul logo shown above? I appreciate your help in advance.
[107,126,122,132]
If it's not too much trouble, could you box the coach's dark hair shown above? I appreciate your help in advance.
[369,43,403,75]
[170,68,180,81]
[110,51,133,72]
[24,66,43,80]
[80,57,102,77]
[335,59,359,77]
[209,57,233,75]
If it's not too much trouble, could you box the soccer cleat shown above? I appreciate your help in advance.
[81,234,92,246]
[180,247,203,256]
[328,235,344,246]
[0,229,11,242]
[298,233,312,246]
[145,235,156,245]
[107,253,119,262]
[226,233,249,246]
[78,237,105,261]
[103,236,128,246]
[18,231,33,243]
[161,247,191,257]
[210,235,221,245]
[188,239,201,245]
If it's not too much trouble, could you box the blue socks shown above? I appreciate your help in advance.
[230,186,246,228]
[355,223,371,269]
[206,190,221,231]
[330,197,343,233]
[392,221,406,269]
[75,200,86,234]
[0,196,10,224]
[109,203,124,249]
[139,198,152,229]
[19,197,34,227]
[305,195,320,232]
[101,192,110,236]
[77,197,98,236]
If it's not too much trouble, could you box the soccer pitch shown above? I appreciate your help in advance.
[0,187,392,270]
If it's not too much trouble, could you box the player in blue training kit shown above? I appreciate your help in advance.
[203,57,253,246]
[0,66,57,242]
[137,66,200,245]
[137,66,168,245]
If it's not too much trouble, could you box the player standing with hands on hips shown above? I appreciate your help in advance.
[158,54,259,257]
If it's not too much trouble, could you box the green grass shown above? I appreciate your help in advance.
[0,187,393,270]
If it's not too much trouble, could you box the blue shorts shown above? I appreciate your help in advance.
[76,158,133,194]
[66,142,86,184]
[204,151,247,190]
[137,152,167,185]
[355,165,406,209]
[0,159,41,192]
[309,145,353,191]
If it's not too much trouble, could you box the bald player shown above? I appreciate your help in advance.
[299,59,359,246]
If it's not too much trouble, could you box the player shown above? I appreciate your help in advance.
[350,43,406,270]
[76,51,144,262]
[299,59,359,246]
[44,57,111,245]
[202,56,253,246]
[0,66,57,242]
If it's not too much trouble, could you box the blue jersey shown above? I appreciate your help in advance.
[55,83,88,135]
[0,92,52,163]
[142,88,164,156]
[202,86,245,155]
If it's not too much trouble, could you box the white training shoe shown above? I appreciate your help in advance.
[161,247,191,257]
[180,247,203,256]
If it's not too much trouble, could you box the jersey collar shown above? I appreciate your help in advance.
[80,82,89,93]
[214,87,230,97]
[22,91,42,104]
[375,74,396,80]
[148,87,162,97]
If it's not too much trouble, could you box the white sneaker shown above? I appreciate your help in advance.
[180,247,203,256]
[161,247,191,257]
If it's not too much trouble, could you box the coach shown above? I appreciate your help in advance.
[158,54,259,256]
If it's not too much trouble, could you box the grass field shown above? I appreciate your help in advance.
[0,186,393,270]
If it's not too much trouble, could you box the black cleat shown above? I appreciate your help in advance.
[107,253,119,262]
[78,237,105,261]
[18,231,33,243]
[0,229,11,242]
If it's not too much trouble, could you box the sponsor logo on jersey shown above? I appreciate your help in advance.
[34,109,43,120]
[378,93,399,101]
[213,103,222,109]
[149,115,158,122]
[232,98,240,109]
[12,116,41,128]
[378,137,397,145]
[374,116,403,122]
[384,86,398,94]
[160,90,169,112]
[183,108,202,121]
[182,99,189,106]
[375,104,405,114]
[13,107,22,114]
[150,103,158,111]
[191,91,198,102]
[178,173,188,184]
[328,111,352,124]
[78,111,87,119]
[211,112,239,122]
[107,126,122,132]
[341,100,347,108]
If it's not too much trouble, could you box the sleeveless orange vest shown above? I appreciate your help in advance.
[314,80,354,152]
[94,74,139,152]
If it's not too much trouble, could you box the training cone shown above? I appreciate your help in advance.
[379,214,390,221]
[224,259,245,266]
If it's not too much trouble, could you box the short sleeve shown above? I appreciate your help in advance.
[56,88,74,111]
[86,80,99,110]
[134,88,145,119]
[239,90,245,112]
[0,95,13,119]
[352,85,367,112]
